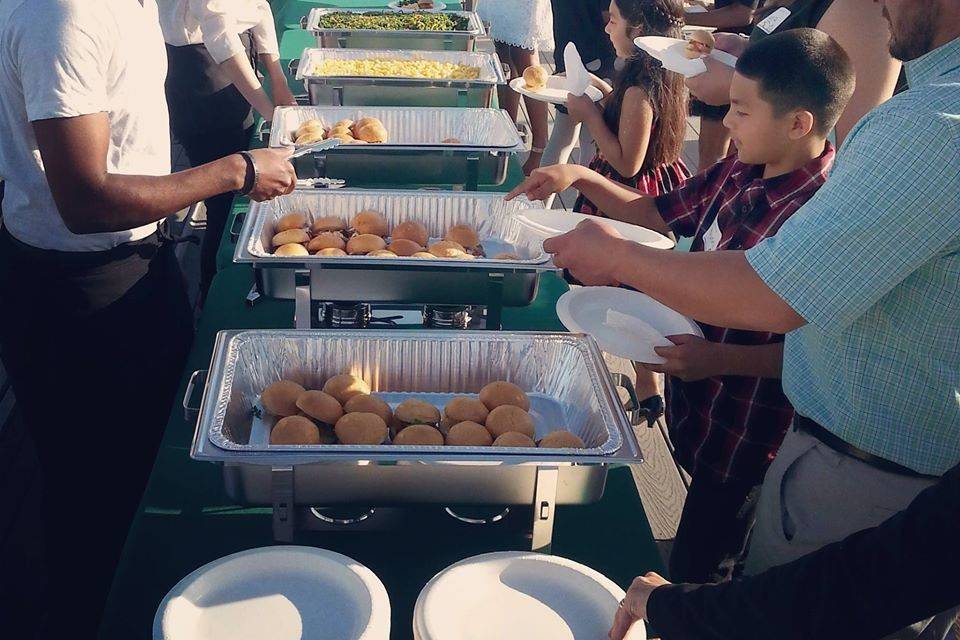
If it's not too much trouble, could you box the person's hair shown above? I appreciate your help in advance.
[735,28,856,136]
[604,0,687,175]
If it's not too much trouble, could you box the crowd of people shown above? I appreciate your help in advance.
[0,0,957,638]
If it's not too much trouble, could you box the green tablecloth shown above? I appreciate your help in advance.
[97,5,662,635]
[97,265,662,639]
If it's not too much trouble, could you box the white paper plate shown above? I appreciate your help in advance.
[556,287,703,364]
[515,208,675,250]
[509,75,604,105]
[414,552,646,640]
[153,546,390,640]
[634,36,738,78]
[387,0,447,12]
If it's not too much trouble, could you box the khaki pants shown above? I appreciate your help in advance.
[746,427,957,639]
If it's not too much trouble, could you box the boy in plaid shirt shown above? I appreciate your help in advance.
[508,29,855,582]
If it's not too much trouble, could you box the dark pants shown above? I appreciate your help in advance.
[0,228,193,638]
[669,472,758,583]
[165,38,255,301]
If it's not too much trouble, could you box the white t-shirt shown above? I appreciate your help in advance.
[158,0,280,64]
[0,0,170,252]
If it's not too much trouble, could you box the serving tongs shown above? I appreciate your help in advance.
[288,138,342,159]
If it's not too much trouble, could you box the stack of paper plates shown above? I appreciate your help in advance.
[153,546,390,640]
[414,551,646,639]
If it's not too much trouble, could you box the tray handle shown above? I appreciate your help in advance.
[517,121,532,151]
[256,118,271,144]
[300,15,308,29]
[501,61,512,81]
[182,369,208,423]
[288,58,300,78]
[612,372,646,427]
[229,211,246,242]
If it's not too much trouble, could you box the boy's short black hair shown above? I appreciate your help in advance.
[735,28,856,135]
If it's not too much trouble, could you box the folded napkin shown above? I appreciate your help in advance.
[563,42,591,96]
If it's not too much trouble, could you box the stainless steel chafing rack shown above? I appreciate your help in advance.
[233,189,557,312]
[268,105,524,188]
[303,8,486,51]
[293,48,506,108]
[186,329,645,546]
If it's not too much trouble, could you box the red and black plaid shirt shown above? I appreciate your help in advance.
[653,143,835,484]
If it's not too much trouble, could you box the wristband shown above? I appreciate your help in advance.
[235,151,259,196]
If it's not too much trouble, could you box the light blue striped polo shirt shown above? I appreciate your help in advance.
[745,37,960,475]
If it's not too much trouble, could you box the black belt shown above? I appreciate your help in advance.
[795,415,937,479]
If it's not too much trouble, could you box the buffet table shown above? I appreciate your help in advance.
[96,265,664,639]
[96,1,665,635]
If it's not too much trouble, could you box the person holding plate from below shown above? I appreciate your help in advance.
[0,0,296,635]
[568,0,690,212]
[533,1,960,636]
[159,0,297,302]
[511,28,854,584]
[686,0,902,146]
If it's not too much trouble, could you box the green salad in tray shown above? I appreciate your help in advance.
[316,11,470,31]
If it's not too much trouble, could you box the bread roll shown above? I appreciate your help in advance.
[334,412,388,445]
[295,131,326,145]
[322,374,371,404]
[446,421,493,446]
[352,210,389,236]
[522,65,549,90]
[479,381,530,412]
[367,249,397,258]
[428,240,467,258]
[295,390,344,425]
[308,232,346,253]
[393,424,444,446]
[274,243,310,257]
[485,405,535,439]
[355,121,389,143]
[493,432,536,447]
[445,224,479,249]
[539,430,586,449]
[387,238,423,257]
[391,221,430,247]
[311,216,347,233]
[347,234,387,255]
[261,380,306,416]
[271,415,321,445]
[443,397,490,425]
[315,247,347,257]
[275,213,307,233]
[344,394,393,425]
[272,229,310,248]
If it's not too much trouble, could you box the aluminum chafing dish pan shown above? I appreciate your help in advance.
[233,189,556,305]
[188,330,644,507]
[270,105,523,186]
[304,8,485,51]
[294,48,505,108]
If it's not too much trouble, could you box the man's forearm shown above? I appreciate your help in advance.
[220,52,274,119]
[573,172,670,235]
[718,342,783,378]
[684,4,754,29]
[76,156,244,234]
[612,242,804,333]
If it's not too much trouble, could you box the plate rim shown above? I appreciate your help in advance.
[555,286,704,363]
[414,551,646,639]
[152,545,391,640]
[508,76,604,105]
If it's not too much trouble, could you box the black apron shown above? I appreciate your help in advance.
[0,224,193,637]
[164,31,257,140]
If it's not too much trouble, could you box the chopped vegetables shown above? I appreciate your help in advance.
[315,11,469,31]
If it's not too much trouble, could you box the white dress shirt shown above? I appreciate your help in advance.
[0,0,169,252]
[158,0,280,64]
